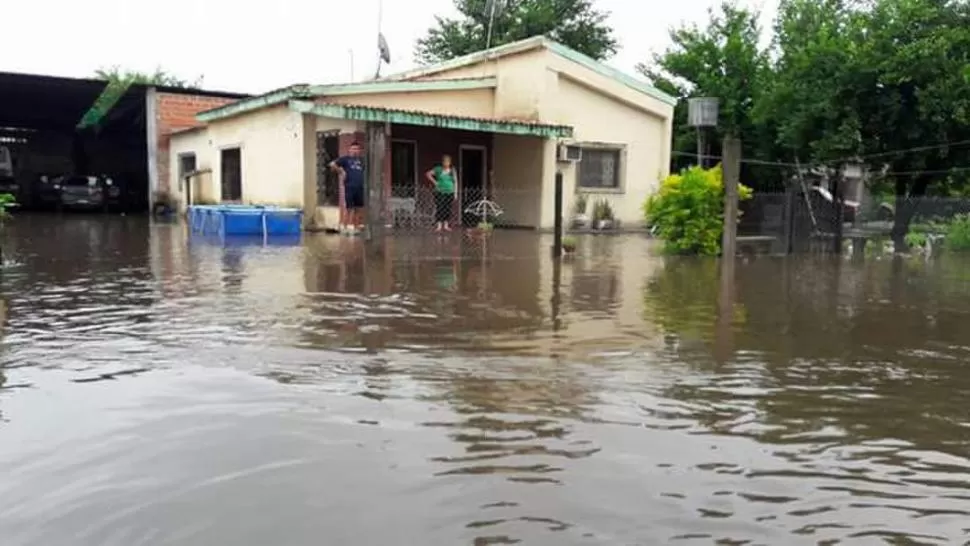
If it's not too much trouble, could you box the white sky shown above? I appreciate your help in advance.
[3,0,778,94]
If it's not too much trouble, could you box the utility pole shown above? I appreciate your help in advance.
[721,136,741,259]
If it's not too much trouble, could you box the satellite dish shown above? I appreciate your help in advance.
[378,33,391,64]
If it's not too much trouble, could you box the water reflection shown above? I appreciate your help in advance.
[2,216,970,543]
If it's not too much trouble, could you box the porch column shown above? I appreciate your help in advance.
[365,121,388,239]
[301,114,318,228]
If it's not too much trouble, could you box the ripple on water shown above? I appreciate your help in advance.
[2,222,970,543]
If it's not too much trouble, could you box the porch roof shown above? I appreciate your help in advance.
[288,100,573,139]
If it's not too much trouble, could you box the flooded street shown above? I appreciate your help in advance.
[3,215,970,544]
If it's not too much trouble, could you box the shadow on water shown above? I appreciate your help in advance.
[1,215,970,543]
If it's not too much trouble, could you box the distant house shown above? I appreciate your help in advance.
[169,36,677,231]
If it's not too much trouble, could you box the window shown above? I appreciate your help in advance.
[578,147,621,189]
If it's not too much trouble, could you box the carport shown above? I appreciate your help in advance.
[0,71,247,213]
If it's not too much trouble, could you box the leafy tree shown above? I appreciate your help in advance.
[80,67,204,130]
[414,0,618,64]
[854,0,970,248]
[94,66,203,88]
[638,3,781,189]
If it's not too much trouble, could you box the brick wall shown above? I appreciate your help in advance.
[155,92,239,196]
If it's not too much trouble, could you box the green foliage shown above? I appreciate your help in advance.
[81,67,203,130]
[644,165,752,255]
[591,198,614,222]
[0,193,17,224]
[561,235,577,251]
[643,0,970,243]
[573,193,588,215]
[414,0,618,64]
[944,215,970,252]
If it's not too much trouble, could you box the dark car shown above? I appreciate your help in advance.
[55,175,121,211]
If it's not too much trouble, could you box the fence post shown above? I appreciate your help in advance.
[782,181,795,254]
[721,136,741,258]
[832,166,844,255]
[552,170,564,257]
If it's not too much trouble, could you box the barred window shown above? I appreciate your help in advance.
[578,148,621,189]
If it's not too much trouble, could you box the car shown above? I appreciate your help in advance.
[56,175,120,211]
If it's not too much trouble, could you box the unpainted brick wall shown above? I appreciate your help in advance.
[155,92,238,195]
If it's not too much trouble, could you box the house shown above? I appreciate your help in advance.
[169,36,677,231]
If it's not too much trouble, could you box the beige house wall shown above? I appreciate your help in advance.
[411,49,551,121]
[170,105,307,213]
[538,75,671,229]
[324,88,495,119]
[492,134,545,227]
[168,129,218,209]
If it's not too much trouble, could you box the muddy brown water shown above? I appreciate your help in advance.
[2,215,970,545]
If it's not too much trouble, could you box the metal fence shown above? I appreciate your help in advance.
[380,186,535,231]
[741,190,970,255]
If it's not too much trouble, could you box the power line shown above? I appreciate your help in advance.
[671,150,970,177]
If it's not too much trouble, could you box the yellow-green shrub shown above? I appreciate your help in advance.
[643,165,752,255]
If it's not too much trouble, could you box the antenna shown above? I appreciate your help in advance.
[484,0,505,50]
[374,0,391,79]
[349,49,355,82]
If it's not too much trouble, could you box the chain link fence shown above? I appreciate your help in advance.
[381,186,534,231]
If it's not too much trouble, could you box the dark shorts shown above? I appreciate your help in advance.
[435,191,454,222]
[345,185,364,209]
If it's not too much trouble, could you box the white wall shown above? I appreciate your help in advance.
[168,128,216,209]
[539,75,671,229]
[492,134,545,227]
[170,105,307,210]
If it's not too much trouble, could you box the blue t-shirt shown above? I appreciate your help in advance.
[335,156,364,187]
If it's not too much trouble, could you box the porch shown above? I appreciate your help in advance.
[292,101,573,232]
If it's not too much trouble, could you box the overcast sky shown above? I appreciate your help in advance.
[4,0,777,94]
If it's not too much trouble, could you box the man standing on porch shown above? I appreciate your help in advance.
[329,142,365,234]
[426,154,457,232]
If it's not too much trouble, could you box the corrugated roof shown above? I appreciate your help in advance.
[289,100,573,139]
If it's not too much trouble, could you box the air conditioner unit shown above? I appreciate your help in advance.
[557,144,582,162]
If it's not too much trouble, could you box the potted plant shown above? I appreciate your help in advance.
[592,198,615,230]
[572,194,590,228]
[562,235,578,254]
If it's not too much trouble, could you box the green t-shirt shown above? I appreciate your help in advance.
[433,165,456,194]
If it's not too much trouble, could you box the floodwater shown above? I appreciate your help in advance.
[2,216,970,545]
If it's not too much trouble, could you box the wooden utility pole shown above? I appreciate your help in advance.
[721,136,741,259]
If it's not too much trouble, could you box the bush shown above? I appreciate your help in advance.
[643,165,752,255]
[945,214,970,251]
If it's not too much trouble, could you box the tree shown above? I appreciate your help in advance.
[414,0,618,64]
[94,66,203,88]
[638,2,779,189]
[854,0,970,248]
[79,66,205,129]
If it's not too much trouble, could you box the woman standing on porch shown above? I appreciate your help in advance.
[426,154,457,232]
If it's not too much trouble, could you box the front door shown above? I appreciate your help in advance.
[459,146,486,226]
[316,133,340,206]
[220,147,242,202]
